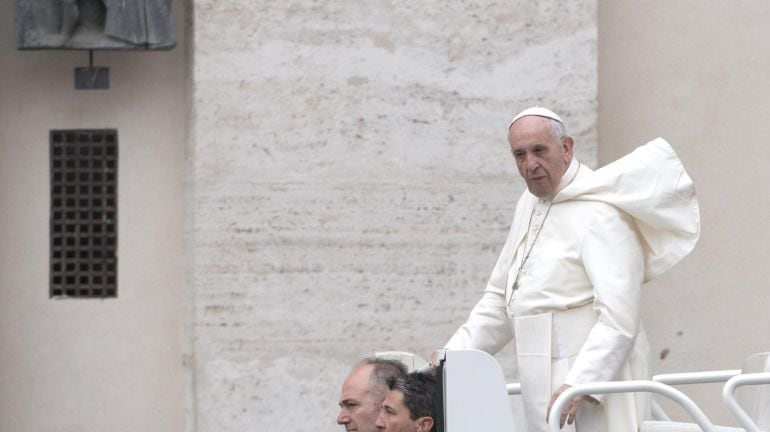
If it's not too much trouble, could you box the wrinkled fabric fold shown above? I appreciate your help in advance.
[556,138,700,282]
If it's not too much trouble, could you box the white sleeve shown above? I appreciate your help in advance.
[564,206,644,400]
[444,287,513,354]
[444,228,515,354]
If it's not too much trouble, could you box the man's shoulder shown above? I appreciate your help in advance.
[555,199,633,226]
[563,198,622,211]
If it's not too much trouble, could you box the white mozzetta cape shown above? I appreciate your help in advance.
[445,138,699,432]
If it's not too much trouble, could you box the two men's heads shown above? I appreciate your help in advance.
[337,358,438,432]
[508,107,574,198]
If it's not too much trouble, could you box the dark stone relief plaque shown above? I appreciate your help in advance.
[16,0,176,50]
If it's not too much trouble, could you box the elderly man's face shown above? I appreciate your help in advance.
[375,390,432,432]
[337,365,383,432]
[508,116,573,198]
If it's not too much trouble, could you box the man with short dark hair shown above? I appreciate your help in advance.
[337,358,408,432]
[375,372,438,432]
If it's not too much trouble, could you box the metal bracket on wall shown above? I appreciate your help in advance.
[75,50,109,90]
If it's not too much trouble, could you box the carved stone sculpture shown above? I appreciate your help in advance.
[15,0,176,50]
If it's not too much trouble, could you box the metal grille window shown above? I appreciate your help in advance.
[50,129,118,298]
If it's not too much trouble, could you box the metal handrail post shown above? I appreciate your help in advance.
[722,372,770,432]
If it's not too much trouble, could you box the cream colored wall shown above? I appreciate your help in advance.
[599,1,770,425]
[0,2,190,432]
[188,2,596,431]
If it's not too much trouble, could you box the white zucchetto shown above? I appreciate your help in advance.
[509,107,564,129]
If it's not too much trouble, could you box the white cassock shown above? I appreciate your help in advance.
[445,138,700,432]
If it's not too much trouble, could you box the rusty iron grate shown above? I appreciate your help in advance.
[50,130,118,298]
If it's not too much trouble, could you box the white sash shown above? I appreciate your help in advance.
[514,304,597,432]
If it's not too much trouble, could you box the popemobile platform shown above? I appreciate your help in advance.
[375,349,770,432]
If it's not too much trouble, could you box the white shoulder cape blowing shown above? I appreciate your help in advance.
[558,137,700,281]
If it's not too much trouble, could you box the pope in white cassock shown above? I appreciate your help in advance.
[442,107,700,432]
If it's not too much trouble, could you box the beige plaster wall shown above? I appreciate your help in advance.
[189,1,596,431]
[599,1,770,425]
[0,2,190,431]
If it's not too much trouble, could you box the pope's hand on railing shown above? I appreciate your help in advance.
[546,384,584,429]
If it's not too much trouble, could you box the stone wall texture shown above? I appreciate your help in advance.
[189,1,597,430]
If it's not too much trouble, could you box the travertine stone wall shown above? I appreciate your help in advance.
[190,2,597,430]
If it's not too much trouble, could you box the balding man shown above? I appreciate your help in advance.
[337,358,408,432]
[441,107,699,431]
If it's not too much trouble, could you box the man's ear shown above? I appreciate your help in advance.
[416,416,434,432]
[561,136,575,165]
[562,136,575,159]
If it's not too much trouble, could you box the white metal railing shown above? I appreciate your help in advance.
[653,369,741,385]
[506,383,521,395]
[546,380,717,432]
[722,372,770,432]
